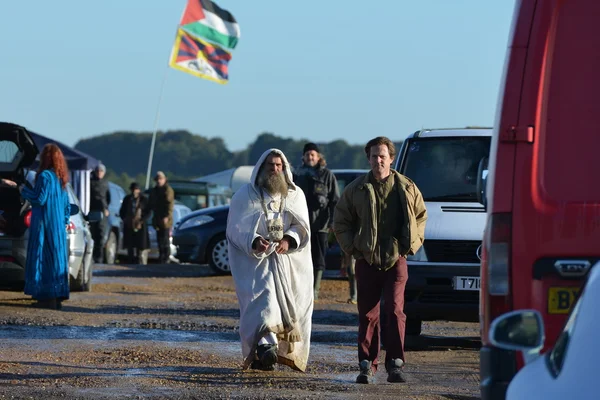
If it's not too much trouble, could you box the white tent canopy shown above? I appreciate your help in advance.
[193,166,253,193]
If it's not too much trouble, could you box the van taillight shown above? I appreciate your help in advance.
[24,210,32,228]
[488,212,511,296]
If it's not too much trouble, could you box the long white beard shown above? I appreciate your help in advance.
[258,171,288,197]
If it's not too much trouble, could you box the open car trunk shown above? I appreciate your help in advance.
[0,123,39,238]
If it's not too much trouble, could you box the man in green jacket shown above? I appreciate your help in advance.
[333,136,427,384]
[148,171,175,264]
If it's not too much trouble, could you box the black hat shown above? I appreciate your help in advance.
[130,182,140,191]
[303,142,320,154]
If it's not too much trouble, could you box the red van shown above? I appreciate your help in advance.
[479,0,600,398]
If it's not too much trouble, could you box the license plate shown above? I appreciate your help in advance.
[453,276,480,291]
[548,287,580,314]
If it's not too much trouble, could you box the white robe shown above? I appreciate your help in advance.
[227,149,314,372]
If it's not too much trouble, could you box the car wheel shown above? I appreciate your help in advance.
[104,231,117,265]
[406,318,422,336]
[82,256,93,292]
[207,233,230,275]
[71,262,86,292]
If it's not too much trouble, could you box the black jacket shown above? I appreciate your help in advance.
[293,162,339,233]
[89,174,110,212]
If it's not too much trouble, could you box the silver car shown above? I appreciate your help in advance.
[0,123,93,291]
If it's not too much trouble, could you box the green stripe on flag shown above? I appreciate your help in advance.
[182,23,238,49]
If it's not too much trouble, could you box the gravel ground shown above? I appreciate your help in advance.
[0,263,481,399]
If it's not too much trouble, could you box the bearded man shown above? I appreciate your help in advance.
[227,149,314,372]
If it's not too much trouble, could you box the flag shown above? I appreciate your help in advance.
[180,0,240,50]
[169,28,232,84]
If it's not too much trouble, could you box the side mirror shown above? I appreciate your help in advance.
[476,157,489,209]
[489,310,545,365]
[69,204,80,216]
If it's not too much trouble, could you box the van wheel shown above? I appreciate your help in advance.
[406,318,422,336]
[104,231,117,264]
[207,234,230,275]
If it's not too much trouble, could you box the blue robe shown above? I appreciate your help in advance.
[22,169,70,300]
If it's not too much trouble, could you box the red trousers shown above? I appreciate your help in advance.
[355,257,408,371]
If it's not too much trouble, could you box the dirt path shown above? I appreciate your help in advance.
[0,264,481,399]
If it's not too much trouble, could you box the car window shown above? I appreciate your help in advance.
[66,185,80,206]
[335,173,362,195]
[0,141,19,164]
[547,290,583,376]
[401,137,490,202]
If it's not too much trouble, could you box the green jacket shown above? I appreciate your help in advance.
[333,170,427,269]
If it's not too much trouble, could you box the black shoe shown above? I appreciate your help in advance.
[356,360,374,384]
[386,358,406,383]
[250,359,275,371]
[256,344,278,370]
[32,298,57,310]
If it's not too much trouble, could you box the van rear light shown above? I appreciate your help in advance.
[24,210,32,228]
[488,213,512,295]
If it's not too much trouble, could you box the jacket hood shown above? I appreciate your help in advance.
[250,148,297,191]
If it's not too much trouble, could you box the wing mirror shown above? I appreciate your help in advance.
[489,309,545,365]
[69,203,80,216]
[476,156,489,210]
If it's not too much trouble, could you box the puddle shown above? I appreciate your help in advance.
[0,325,239,343]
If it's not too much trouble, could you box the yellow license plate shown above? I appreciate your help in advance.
[548,287,580,314]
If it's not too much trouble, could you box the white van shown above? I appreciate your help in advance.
[394,127,491,335]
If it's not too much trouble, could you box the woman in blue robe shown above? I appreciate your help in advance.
[19,144,71,310]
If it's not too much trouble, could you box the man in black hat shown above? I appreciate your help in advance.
[293,143,339,300]
[119,182,150,264]
[89,162,111,263]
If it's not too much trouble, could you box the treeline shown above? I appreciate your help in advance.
[75,130,402,189]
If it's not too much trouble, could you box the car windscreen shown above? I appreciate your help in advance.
[400,137,490,202]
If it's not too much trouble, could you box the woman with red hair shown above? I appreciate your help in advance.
[4,144,71,309]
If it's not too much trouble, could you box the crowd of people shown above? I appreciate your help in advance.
[2,136,428,385]
[227,136,427,384]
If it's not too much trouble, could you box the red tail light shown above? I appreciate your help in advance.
[24,210,32,228]
[67,221,77,234]
[486,212,512,317]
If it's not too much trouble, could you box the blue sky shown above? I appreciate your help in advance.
[1,1,516,152]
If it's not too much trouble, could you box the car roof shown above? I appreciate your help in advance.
[407,127,492,139]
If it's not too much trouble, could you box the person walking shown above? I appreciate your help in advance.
[148,171,174,264]
[119,182,150,264]
[227,149,314,372]
[333,136,427,384]
[293,143,339,300]
[89,163,111,263]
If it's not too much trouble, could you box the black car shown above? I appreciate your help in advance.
[172,205,230,274]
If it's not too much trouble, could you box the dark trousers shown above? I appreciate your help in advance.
[356,257,408,371]
[156,228,170,263]
[90,218,108,263]
[311,231,328,272]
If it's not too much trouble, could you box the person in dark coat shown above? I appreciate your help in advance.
[148,171,174,264]
[293,143,339,300]
[89,163,111,263]
[119,182,150,264]
[2,144,71,310]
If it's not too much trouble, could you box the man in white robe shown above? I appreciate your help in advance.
[227,149,314,372]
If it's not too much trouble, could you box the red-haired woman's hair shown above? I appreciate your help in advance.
[38,144,69,188]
